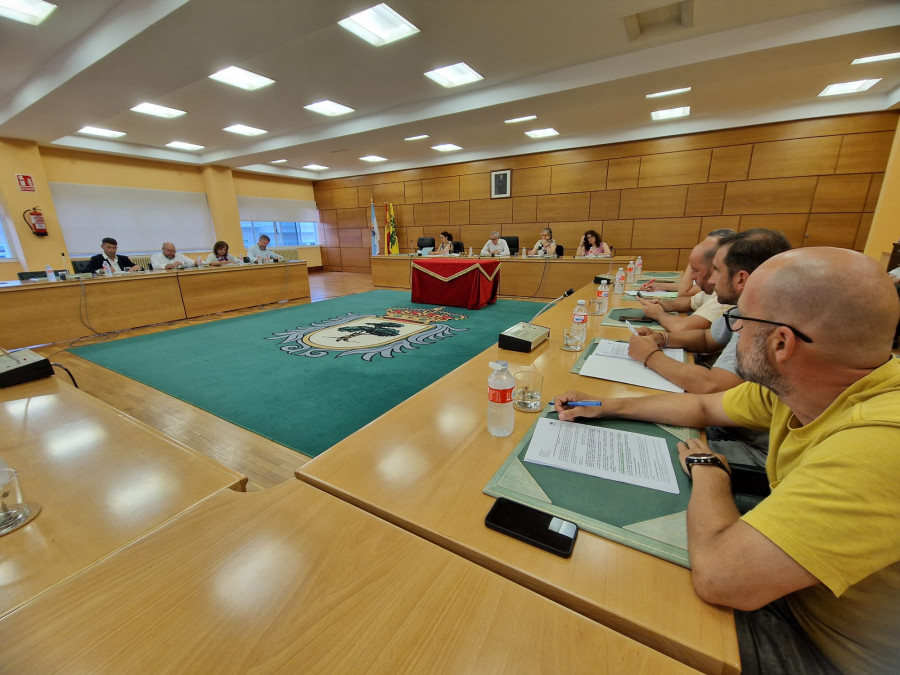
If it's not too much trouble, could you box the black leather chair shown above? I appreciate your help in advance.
[71,259,92,274]
[417,237,435,250]
[555,244,564,257]
[18,270,67,281]
[451,241,464,254]
[500,236,519,256]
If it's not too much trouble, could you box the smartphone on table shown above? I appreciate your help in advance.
[484,498,578,558]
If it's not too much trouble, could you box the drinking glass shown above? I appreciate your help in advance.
[513,371,543,412]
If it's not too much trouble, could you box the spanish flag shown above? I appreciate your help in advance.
[385,202,400,254]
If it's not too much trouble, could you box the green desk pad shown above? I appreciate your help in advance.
[484,408,700,568]
[636,271,681,284]
[601,306,670,330]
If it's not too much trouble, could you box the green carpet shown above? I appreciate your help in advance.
[71,290,539,457]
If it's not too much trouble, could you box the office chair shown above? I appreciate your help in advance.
[18,270,67,281]
[451,241,464,254]
[500,236,518,256]
[555,244,564,257]
[416,237,435,250]
[71,259,92,274]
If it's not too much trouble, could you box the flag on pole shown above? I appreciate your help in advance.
[370,200,380,256]
[385,202,399,254]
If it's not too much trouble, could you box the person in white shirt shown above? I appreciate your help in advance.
[247,235,284,263]
[530,228,557,256]
[150,242,196,270]
[480,231,510,257]
[205,240,241,266]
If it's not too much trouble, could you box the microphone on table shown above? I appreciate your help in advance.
[498,288,575,353]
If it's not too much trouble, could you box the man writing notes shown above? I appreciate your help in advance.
[85,237,140,273]
[150,242,196,270]
[556,247,900,674]
[480,231,510,257]
[639,229,735,333]
[247,235,284,263]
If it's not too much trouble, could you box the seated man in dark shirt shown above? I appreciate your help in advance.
[85,237,140,273]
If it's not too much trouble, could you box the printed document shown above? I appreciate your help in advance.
[579,339,685,392]
[524,418,679,494]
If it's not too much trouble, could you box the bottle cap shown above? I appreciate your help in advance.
[489,360,508,370]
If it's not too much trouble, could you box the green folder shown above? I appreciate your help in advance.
[484,409,700,567]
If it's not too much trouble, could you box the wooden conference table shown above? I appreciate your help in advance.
[0,480,696,673]
[0,261,310,350]
[373,254,630,300]
[298,280,740,674]
[0,377,246,618]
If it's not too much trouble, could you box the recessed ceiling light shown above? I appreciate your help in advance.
[77,126,125,138]
[223,124,267,136]
[819,79,881,96]
[166,141,205,151]
[505,115,537,124]
[424,62,483,88]
[131,102,186,118]
[0,0,56,26]
[650,106,690,120]
[304,100,355,116]
[431,143,461,152]
[404,134,429,141]
[646,87,691,98]
[338,3,419,46]
[851,52,900,65]
[270,159,287,164]
[525,128,559,138]
[209,66,275,91]
[360,155,388,162]
[303,164,330,171]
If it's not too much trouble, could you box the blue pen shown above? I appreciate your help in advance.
[566,401,603,407]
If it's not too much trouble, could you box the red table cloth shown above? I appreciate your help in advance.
[411,258,501,309]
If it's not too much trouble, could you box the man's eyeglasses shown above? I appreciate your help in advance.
[723,307,813,343]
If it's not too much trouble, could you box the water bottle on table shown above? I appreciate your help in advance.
[487,361,515,437]
[635,255,643,277]
[102,261,112,277]
[44,265,56,282]
[563,300,588,351]
[614,267,625,294]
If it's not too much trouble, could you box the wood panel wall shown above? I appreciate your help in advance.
[313,112,897,274]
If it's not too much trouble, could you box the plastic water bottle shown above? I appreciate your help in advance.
[626,260,635,284]
[614,267,625,294]
[572,299,588,345]
[596,280,609,314]
[196,256,202,268]
[635,255,643,277]
[487,361,515,437]
[522,248,527,258]
[469,246,473,257]
[44,264,57,282]
[102,261,112,277]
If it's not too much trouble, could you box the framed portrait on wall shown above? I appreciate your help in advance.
[491,170,511,199]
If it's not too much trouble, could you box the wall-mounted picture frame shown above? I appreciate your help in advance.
[491,169,511,199]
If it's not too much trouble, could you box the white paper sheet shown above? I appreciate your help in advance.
[524,418,679,494]
[624,290,678,298]
[579,340,685,392]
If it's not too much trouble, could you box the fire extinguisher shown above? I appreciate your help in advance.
[23,207,48,237]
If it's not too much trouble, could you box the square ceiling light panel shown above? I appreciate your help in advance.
[339,3,419,46]
[77,126,125,138]
[650,106,690,120]
[304,100,355,116]
[131,102,186,118]
[223,124,267,136]
[166,141,204,151]
[424,62,483,88]
[0,0,56,25]
[209,66,275,91]
[819,79,881,96]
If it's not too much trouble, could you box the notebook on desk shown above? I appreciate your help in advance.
[417,247,433,256]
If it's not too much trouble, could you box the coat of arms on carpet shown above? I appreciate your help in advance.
[265,306,468,360]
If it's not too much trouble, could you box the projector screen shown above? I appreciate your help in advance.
[50,182,215,255]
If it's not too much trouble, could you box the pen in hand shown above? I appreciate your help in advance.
[624,319,638,335]
[566,401,603,407]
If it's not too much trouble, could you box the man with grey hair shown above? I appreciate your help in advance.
[480,231,510,257]
[556,247,900,674]
[150,242,195,270]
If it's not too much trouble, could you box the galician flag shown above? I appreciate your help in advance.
[385,202,399,254]
[370,200,380,256]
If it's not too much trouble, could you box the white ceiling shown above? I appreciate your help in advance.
[0,0,898,181]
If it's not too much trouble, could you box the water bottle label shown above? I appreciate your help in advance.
[488,386,513,404]
[573,313,587,324]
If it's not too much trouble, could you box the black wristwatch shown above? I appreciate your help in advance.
[684,452,731,480]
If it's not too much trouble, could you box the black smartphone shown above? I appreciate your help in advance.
[484,498,578,558]
[619,312,654,323]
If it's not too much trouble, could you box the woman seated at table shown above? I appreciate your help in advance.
[205,240,240,266]
[429,231,454,255]
[530,228,558,257]
[576,229,611,257]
